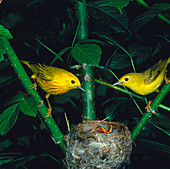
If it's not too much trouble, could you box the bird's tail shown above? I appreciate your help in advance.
[20,60,32,69]
[21,60,45,75]
[168,57,170,64]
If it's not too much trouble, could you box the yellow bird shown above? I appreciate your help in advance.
[22,61,85,117]
[112,57,170,96]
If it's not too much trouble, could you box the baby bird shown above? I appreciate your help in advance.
[22,61,85,117]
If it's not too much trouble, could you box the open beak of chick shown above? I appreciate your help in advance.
[76,86,86,92]
[112,81,123,86]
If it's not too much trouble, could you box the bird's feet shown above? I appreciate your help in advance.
[145,100,152,112]
[164,71,170,84]
[164,76,170,84]
[32,83,37,90]
[29,82,37,91]
[145,100,156,114]
[45,108,52,118]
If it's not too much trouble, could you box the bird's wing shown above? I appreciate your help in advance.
[30,64,55,81]
[143,59,167,84]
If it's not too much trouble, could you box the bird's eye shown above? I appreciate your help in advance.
[125,78,129,81]
[71,80,75,84]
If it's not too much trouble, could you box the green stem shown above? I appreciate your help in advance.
[3,39,66,153]
[132,82,170,140]
[148,82,170,112]
[75,0,88,40]
[95,79,144,99]
[81,65,96,120]
[132,111,152,140]
[36,39,63,62]
[95,79,170,111]
[75,0,96,120]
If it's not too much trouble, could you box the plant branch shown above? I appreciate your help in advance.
[132,82,170,140]
[95,79,170,111]
[75,0,96,120]
[3,39,66,153]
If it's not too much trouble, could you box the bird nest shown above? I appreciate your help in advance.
[64,120,133,169]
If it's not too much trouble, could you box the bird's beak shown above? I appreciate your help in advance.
[76,86,86,92]
[112,81,123,86]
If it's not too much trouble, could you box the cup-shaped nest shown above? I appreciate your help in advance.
[65,120,133,169]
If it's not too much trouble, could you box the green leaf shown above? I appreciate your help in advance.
[109,53,131,69]
[88,0,129,32]
[138,139,170,156]
[0,39,5,62]
[152,115,170,130]
[149,3,170,15]
[0,153,36,167]
[131,3,170,32]
[0,75,14,84]
[128,44,152,65]
[130,11,155,32]
[0,61,10,69]
[19,96,37,117]
[0,104,20,135]
[109,43,153,69]
[0,139,12,152]
[5,93,25,107]
[103,97,132,121]
[0,25,13,39]
[152,43,162,56]
[71,44,101,66]
[0,153,23,165]
[104,102,121,121]
[108,0,133,14]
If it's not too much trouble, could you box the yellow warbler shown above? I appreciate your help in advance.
[22,61,85,117]
[112,57,170,96]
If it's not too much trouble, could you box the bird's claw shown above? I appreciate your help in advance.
[145,100,156,114]
[164,71,170,84]
[145,100,152,112]
[37,100,44,109]
[28,83,37,91]
[164,76,170,84]
[45,108,52,118]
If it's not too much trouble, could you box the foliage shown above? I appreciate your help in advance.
[0,0,170,168]
[71,43,102,66]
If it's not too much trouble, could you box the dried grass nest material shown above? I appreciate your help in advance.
[65,120,133,169]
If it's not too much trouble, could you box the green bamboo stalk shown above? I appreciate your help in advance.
[132,82,170,140]
[3,39,66,153]
[95,79,170,111]
[75,0,96,120]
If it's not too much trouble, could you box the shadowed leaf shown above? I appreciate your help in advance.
[88,0,129,32]
[0,104,20,135]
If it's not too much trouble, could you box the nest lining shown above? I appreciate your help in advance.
[65,120,133,169]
